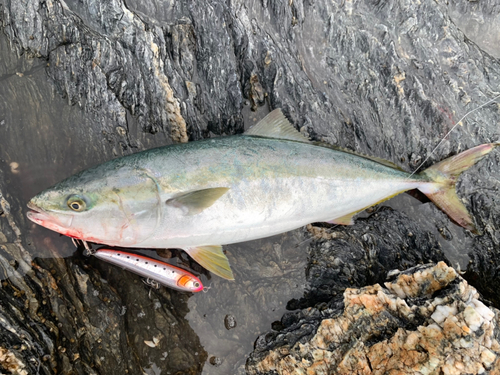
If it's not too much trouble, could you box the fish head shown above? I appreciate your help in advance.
[27,165,162,246]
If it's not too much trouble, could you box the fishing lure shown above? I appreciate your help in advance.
[92,248,204,293]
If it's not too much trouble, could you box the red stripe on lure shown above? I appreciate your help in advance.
[93,249,204,292]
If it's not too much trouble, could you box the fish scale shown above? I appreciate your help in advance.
[140,136,424,248]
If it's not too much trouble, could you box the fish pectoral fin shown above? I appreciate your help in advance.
[245,109,311,143]
[326,212,357,225]
[185,245,234,280]
[166,187,229,215]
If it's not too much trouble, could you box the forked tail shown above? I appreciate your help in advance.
[418,143,499,234]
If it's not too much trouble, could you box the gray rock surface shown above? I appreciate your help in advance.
[289,207,448,311]
[1,0,500,373]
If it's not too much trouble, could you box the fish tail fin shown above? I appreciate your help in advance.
[184,245,235,280]
[418,143,499,234]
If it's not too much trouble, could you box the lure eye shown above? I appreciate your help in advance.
[194,282,200,288]
[67,195,87,212]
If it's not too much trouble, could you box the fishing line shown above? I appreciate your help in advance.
[293,236,314,248]
[408,93,500,178]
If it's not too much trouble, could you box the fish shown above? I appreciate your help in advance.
[92,248,204,292]
[26,109,499,280]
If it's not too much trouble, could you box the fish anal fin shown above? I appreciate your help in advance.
[166,187,229,215]
[185,245,234,280]
[245,109,310,143]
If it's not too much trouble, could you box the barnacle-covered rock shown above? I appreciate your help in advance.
[246,262,500,375]
[0,347,28,375]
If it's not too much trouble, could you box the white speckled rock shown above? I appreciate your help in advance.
[247,262,500,375]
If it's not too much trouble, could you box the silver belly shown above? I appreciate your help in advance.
[137,176,421,248]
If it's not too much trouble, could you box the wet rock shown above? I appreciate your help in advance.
[1,0,500,373]
[186,232,309,375]
[246,262,500,374]
[290,207,448,310]
[465,233,500,308]
[0,347,28,375]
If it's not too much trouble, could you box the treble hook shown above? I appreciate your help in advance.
[81,240,95,256]
[143,278,161,289]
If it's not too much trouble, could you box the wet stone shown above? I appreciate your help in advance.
[224,314,237,330]
[209,356,223,367]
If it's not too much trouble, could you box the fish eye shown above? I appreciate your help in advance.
[67,195,87,212]
[194,282,200,288]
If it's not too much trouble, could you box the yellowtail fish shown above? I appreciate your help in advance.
[93,249,203,292]
[27,109,499,280]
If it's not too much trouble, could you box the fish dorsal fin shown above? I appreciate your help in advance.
[245,109,311,143]
[166,187,229,215]
[185,245,234,280]
[313,142,406,171]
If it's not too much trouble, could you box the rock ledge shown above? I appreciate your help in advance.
[247,262,500,375]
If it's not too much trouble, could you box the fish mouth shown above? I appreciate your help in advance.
[26,201,73,228]
[27,201,39,212]
[26,201,50,225]
[27,200,82,239]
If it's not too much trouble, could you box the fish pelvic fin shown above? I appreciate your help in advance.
[419,143,499,234]
[184,245,234,280]
[326,212,357,225]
